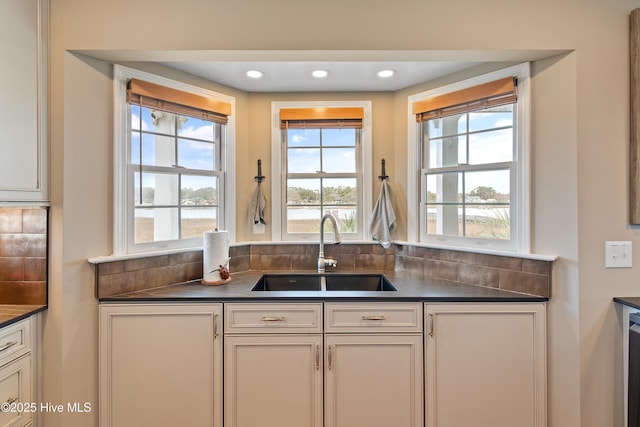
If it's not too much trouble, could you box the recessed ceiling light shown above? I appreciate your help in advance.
[312,69,329,78]
[377,69,395,78]
[246,70,263,79]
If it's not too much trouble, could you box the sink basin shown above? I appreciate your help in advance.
[251,274,322,291]
[251,274,397,292]
[325,274,397,291]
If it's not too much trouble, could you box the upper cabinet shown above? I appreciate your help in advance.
[0,0,48,203]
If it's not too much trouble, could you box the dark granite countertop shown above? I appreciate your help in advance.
[0,305,47,328]
[614,297,640,310]
[99,271,547,303]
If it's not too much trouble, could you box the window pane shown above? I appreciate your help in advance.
[134,207,179,243]
[287,206,321,233]
[181,207,217,239]
[322,128,356,147]
[468,105,513,132]
[287,179,320,205]
[135,172,179,206]
[178,139,214,170]
[426,172,463,203]
[427,114,466,139]
[468,129,513,165]
[323,178,357,204]
[428,136,466,168]
[178,116,214,141]
[131,105,143,131]
[324,206,358,233]
[463,205,510,240]
[465,169,510,201]
[323,148,356,173]
[139,133,175,167]
[181,175,218,206]
[288,148,321,173]
[425,205,462,237]
[288,129,320,147]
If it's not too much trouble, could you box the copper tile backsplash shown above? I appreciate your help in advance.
[0,208,48,305]
[95,242,552,298]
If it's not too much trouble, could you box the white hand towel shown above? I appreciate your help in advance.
[250,183,267,225]
[369,179,396,248]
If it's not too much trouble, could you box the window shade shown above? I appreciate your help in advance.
[280,107,364,129]
[413,77,517,122]
[127,78,232,124]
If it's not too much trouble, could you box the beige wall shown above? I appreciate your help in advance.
[48,0,639,426]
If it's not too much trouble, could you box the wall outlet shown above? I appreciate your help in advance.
[605,241,633,268]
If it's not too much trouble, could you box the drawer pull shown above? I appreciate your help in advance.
[0,397,18,411]
[362,316,386,321]
[328,345,333,370]
[261,316,286,322]
[0,341,18,352]
[315,345,320,371]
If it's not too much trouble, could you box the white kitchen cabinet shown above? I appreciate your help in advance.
[99,304,222,427]
[424,303,546,427]
[0,316,37,427]
[324,333,423,427]
[223,302,423,427]
[324,302,423,427]
[224,334,324,427]
[0,0,48,203]
[223,303,323,427]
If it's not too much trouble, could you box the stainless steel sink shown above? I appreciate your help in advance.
[251,274,322,291]
[325,274,396,291]
[251,274,397,292]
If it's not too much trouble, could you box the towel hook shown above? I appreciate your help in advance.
[255,159,266,184]
[378,159,389,181]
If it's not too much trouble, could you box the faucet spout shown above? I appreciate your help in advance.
[318,213,341,272]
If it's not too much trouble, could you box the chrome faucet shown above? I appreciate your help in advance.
[318,213,341,272]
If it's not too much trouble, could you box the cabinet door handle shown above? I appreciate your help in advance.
[315,345,320,371]
[0,397,18,411]
[328,345,333,370]
[261,316,285,322]
[213,314,219,339]
[362,315,386,321]
[0,341,18,352]
[428,313,434,337]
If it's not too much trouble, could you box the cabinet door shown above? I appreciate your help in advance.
[0,0,48,202]
[99,304,222,427]
[0,354,32,427]
[224,334,323,427]
[324,334,423,427]
[425,303,546,427]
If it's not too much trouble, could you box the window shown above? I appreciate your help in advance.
[114,66,235,255]
[408,64,530,252]
[271,102,372,241]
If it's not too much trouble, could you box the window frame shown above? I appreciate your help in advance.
[271,101,372,242]
[113,65,236,256]
[407,63,530,253]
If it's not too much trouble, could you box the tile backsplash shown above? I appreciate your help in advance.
[0,207,48,305]
[94,242,552,299]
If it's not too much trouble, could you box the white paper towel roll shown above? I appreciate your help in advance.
[202,231,230,284]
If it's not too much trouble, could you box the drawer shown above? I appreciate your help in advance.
[324,303,423,333]
[0,354,32,427]
[224,303,323,334]
[0,319,31,368]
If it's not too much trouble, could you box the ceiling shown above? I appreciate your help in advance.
[158,60,483,92]
[78,49,567,93]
